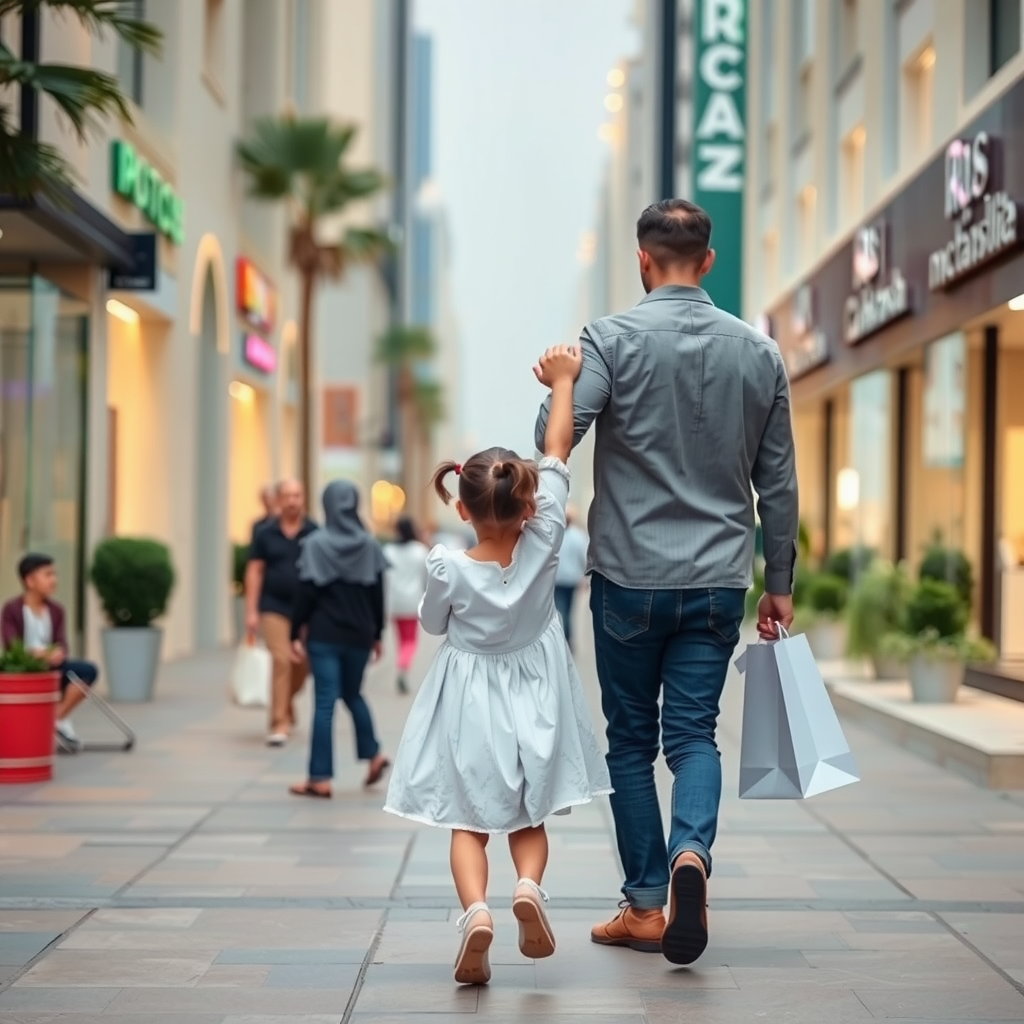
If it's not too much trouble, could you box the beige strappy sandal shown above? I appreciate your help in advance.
[453,902,493,985]
[512,878,556,959]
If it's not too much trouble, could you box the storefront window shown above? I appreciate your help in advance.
[846,370,893,556]
[0,277,89,651]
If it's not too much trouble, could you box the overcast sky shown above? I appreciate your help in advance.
[414,0,637,456]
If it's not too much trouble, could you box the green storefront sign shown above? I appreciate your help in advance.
[692,0,746,317]
[111,140,184,244]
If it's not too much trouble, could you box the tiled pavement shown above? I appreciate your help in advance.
[1,608,1023,1023]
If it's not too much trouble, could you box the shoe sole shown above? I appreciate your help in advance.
[513,894,556,959]
[590,932,661,953]
[454,924,493,985]
[662,863,708,965]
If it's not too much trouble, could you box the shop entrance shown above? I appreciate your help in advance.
[0,277,89,651]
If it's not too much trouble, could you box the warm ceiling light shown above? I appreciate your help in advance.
[850,124,866,147]
[1009,293,1024,311]
[106,298,139,324]
[229,381,255,402]
[598,122,615,142]
[918,45,936,70]
[607,68,625,88]
[604,93,624,113]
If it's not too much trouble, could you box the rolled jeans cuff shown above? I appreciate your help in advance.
[669,841,713,878]
[623,884,669,911]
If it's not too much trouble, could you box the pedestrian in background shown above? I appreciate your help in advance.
[250,483,279,542]
[245,479,317,747]
[289,480,390,798]
[383,517,429,694]
[553,505,588,650]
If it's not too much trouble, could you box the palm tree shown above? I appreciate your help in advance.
[0,0,161,201]
[411,377,445,520]
[237,116,391,500]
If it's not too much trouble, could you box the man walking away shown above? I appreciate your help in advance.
[535,199,798,965]
[250,484,279,542]
[554,505,588,650]
[245,479,317,746]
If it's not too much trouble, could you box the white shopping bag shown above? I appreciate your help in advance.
[734,628,859,799]
[230,642,271,708]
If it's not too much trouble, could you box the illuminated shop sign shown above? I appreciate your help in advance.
[111,141,184,244]
[783,285,828,380]
[928,131,1020,291]
[844,219,910,344]
[243,333,277,374]
[236,257,276,333]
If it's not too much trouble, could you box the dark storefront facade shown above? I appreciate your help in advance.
[767,73,1024,673]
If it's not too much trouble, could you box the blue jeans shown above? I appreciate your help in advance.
[307,642,379,782]
[59,659,98,691]
[554,585,576,645]
[590,574,745,910]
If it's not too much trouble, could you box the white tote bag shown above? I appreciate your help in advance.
[230,642,271,708]
[734,628,859,800]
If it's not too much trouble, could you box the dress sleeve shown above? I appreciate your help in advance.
[526,456,570,552]
[418,545,452,636]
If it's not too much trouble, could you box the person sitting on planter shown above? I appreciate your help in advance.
[0,553,99,754]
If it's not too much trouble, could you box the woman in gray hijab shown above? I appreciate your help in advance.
[289,480,390,797]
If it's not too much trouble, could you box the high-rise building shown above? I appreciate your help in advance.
[744,0,1024,673]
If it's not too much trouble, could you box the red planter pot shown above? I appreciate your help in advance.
[0,671,60,783]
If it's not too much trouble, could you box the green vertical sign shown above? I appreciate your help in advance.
[692,0,747,317]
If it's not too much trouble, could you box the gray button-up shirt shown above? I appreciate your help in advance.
[534,285,798,594]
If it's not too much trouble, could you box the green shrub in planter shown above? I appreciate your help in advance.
[231,543,249,595]
[806,573,848,617]
[846,563,911,658]
[0,640,49,673]
[918,546,973,607]
[904,579,967,639]
[907,627,995,663]
[90,537,175,628]
[822,546,874,582]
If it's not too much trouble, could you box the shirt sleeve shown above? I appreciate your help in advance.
[418,546,452,636]
[534,324,612,453]
[525,456,570,553]
[249,526,268,564]
[751,354,800,594]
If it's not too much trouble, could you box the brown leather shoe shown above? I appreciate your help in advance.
[591,901,664,953]
[662,851,708,965]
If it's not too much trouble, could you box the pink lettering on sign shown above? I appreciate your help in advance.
[243,334,277,374]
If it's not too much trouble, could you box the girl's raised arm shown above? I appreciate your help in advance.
[532,345,583,464]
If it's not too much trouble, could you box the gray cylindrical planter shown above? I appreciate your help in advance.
[806,620,848,661]
[908,653,964,703]
[101,627,164,702]
[232,595,245,645]
[873,654,908,680]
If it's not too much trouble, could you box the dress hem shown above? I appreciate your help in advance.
[382,789,614,835]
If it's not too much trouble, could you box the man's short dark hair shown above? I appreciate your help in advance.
[636,199,712,266]
[18,553,54,582]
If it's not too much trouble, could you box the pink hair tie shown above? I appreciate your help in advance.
[454,463,462,476]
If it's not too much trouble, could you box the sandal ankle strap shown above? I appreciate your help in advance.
[456,902,490,931]
[515,878,549,902]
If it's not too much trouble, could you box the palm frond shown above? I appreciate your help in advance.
[1,57,130,140]
[0,117,77,201]
[342,226,394,262]
[376,325,437,367]
[0,0,162,54]
[311,168,388,217]
[412,378,445,427]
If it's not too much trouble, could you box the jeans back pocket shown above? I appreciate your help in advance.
[601,578,654,642]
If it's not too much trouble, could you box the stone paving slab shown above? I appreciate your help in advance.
[0,623,1022,1022]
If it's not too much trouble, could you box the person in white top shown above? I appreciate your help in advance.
[554,506,588,650]
[384,344,611,986]
[382,518,429,694]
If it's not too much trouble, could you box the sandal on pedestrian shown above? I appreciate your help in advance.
[454,902,493,985]
[288,782,332,799]
[363,756,391,788]
[512,879,556,959]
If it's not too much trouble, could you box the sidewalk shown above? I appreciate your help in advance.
[1,615,1023,1023]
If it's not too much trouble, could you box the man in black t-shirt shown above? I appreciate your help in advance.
[245,479,317,746]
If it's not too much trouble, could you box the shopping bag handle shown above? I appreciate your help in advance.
[734,622,789,674]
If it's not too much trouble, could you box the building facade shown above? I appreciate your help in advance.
[0,0,407,663]
[744,0,1024,667]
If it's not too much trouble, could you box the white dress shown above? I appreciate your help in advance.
[384,457,612,834]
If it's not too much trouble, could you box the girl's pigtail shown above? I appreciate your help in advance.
[431,461,459,505]
[507,459,540,507]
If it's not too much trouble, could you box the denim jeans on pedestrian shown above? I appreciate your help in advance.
[307,642,379,782]
[590,573,745,910]
[553,585,576,646]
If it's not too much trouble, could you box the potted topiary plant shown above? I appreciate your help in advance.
[846,561,913,679]
[901,579,994,703]
[89,537,175,702]
[822,545,875,585]
[0,641,61,784]
[231,543,249,643]
[918,544,973,607]
[802,573,849,660]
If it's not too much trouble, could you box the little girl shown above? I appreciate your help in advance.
[384,344,612,986]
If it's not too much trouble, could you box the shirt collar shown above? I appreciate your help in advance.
[638,284,714,305]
